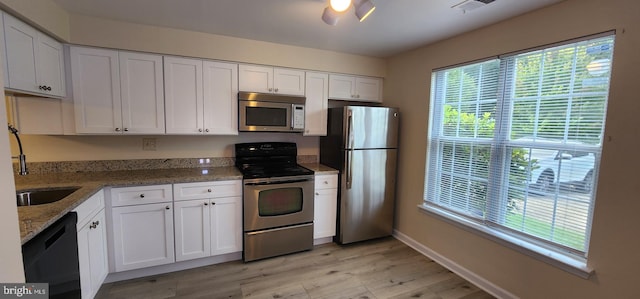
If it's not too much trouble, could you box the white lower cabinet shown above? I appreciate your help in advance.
[174,180,243,262]
[74,190,108,299]
[110,185,175,272]
[314,174,338,240]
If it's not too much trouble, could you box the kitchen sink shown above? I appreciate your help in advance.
[17,187,80,206]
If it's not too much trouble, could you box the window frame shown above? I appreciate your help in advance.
[422,32,615,278]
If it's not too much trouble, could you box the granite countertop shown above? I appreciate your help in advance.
[15,166,242,244]
[15,163,338,245]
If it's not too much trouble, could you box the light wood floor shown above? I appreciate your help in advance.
[96,237,495,299]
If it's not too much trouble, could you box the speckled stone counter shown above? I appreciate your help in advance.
[14,160,338,245]
[300,163,339,175]
[15,166,242,244]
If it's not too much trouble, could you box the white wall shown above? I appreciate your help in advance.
[386,0,640,297]
[0,34,24,282]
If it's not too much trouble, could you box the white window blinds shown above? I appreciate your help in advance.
[425,34,615,255]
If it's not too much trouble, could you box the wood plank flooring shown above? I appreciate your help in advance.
[96,237,495,299]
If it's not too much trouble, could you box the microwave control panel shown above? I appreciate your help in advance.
[292,104,305,130]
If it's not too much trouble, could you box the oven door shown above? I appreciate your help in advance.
[243,175,314,231]
[239,100,292,132]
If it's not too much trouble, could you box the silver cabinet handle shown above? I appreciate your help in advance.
[115,128,121,132]
[274,88,279,92]
[268,88,273,92]
[198,128,203,132]
[124,128,129,132]
[205,129,210,133]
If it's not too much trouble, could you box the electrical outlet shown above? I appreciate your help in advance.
[142,138,157,151]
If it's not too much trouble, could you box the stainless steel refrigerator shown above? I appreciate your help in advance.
[320,106,399,244]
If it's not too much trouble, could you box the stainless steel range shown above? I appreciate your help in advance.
[235,142,315,262]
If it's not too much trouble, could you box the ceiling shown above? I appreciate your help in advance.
[51,0,564,58]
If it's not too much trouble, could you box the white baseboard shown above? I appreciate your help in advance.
[104,251,242,283]
[393,230,517,299]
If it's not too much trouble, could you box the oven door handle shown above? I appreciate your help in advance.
[245,178,312,186]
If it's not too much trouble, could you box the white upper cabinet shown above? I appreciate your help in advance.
[329,74,383,103]
[2,13,66,98]
[239,64,305,96]
[304,72,329,136]
[203,61,238,135]
[70,46,121,134]
[71,46,165,134]
[165,56,238,135]
[119,51,165,134]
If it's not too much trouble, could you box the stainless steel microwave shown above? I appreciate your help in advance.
[238,92,306,132]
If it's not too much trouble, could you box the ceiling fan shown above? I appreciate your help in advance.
[321,0,376,26]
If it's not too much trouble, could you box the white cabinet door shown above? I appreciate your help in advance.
[273,68,305,96]
[239,64,305,96]
[203,61,238,135]
[164,56,204,134]
[174,199,211,262]
[3,13,37,94]
[304,72,328,136]
[35,33,65,97]
[329,74,383,102]
[87,211,108,298]
[112,202,175,272]
[119,51,165,134]
[2,13,65,97]
[238,64,272,94]
[70,46,122,134]
[328,74,355,100]
[355,77,382,103]
[314,174,338,240]
[77,209,108,299]
[210,196,243,255]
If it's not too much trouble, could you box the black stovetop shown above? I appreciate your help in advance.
[235,142,313,179]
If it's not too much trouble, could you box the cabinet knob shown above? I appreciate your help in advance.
[207,189,212,193]
[315,192,320,196]
[211,202,216,205]
[139,194,145,198]
[115,127,121,132]
[46,86,52,91]
[274,88,279,92]
[165,206,170,210]
[198,128,203,132]
[124,128,129,132]
[324,181,329,184]
[204,202,208,206]
[89,220,99,229]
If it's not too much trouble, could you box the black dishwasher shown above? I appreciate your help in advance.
[22,212,81,299]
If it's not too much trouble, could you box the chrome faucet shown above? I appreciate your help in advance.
[7,124,28,175]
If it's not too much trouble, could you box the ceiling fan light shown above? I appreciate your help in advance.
[322,6,340,26]
[330,0,352,12]
[354,0,375,22]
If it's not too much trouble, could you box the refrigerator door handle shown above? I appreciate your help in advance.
[347,110,354,150]
[346,150,353,189]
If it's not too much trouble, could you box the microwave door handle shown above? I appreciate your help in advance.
[291,104,295,129]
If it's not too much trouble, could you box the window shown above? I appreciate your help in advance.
[424,34,614,259]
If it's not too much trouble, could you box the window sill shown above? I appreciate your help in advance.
[418,204,594,279]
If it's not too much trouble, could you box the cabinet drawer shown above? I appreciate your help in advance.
[111,184,172,207]
[174,180,242,201]
[315,174,338,190]
[74,189,105,228]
